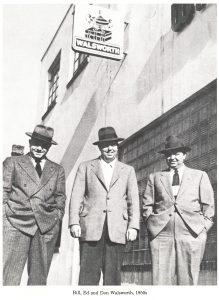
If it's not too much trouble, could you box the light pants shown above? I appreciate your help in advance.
[150,212,207,285]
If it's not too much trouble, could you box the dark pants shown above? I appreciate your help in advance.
[79,219,125,285]
[3,215,60,286]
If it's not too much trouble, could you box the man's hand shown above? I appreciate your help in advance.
[70,224,81,238]
[126,228,137,241]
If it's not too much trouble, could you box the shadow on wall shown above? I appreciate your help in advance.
[61,64,88,105]
[60,91,98,178]
[135,5,216,104]
[59,58,128,177]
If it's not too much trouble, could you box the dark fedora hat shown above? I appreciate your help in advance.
[26,124,58,145]
[158,135,191,154]
[93,127,124,145]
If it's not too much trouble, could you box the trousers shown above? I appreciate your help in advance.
[79,218,126,285]
[149,212,207,285]
[3,214,60,286]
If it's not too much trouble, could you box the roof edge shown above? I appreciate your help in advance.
[41,4,73,62]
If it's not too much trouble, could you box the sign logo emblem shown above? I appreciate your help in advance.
[85,10,113,42]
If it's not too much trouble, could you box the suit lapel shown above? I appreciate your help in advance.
[91,158,108,191]
[39,159,56,189]
[29,159,57,197]
[176,166,192,200]
[160,171,174,201]
[18,155,57,198]
[110,160,123,189]
[18,154,40,184]
[19,155,56,186]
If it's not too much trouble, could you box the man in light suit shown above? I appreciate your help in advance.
[143,135,214,285]
[69,127,140,285]
[3,124,66,285]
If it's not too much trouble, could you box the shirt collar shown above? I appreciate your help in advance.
[29,153,46,163]
[169,164,185,175]
[100,157,117,168]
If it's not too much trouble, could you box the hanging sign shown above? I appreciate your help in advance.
[73,4,124,60]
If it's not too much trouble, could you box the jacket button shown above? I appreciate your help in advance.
[24,184,27,187]
[106,197,109,200]
[103,210,106,213]
[169,213,172,217]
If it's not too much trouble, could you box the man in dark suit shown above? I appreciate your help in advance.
[69,127,140,285]
[142,135,214,285]
[3,124,66,285]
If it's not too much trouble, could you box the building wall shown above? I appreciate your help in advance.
[35,4,217,285]
[119,80,217,285]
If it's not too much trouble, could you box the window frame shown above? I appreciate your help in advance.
[66,51,89,89]
[42,51,61,120]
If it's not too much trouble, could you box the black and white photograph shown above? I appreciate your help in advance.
[1,1,217,298]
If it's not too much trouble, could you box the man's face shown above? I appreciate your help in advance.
[98,141,118,163]
[29,139,51,160]
[165,151,186,169]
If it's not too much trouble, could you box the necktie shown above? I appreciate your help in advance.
[35,159,42,178]
[172,169,179,186]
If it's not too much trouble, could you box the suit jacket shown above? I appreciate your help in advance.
[3,153,66,235]
[69,158,140,244]
[142,166,214,239]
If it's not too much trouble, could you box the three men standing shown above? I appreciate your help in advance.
[143,135,214,285]
[3,125,214,286]
[3,125,66,285]
[69,127,140,285]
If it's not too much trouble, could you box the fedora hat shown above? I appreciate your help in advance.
[26,124,57,145]
[93,127,124,145]
[158,135,191,154]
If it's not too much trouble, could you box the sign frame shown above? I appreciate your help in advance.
[72,4,124,60]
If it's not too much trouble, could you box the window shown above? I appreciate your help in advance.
[66,6,89,87]
[171,4,195,32]
[42,51,61,120]
[73,52,89,75]
[67,51,89,88]
[171,4,206,32]
[48,52,61,107]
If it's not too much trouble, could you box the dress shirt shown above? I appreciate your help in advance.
[169,164,185,197]
[100,158,116,191]
[30,156,46,171]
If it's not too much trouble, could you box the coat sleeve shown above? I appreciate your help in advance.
[68,163,86,226]
[199,171,215,231]
[142,173,155,222]
[54,165,66,220]
[3,157,14,205]
[126,167,140,230]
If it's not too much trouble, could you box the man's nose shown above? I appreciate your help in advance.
[170,154,176,159]
[35,145,43,150]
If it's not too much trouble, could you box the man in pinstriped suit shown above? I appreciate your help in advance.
[3,124,66,285]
